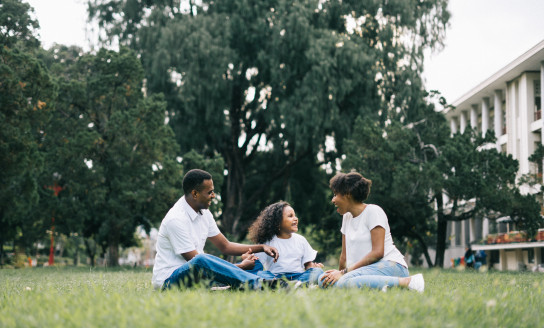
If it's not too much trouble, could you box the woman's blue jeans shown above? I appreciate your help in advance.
[318,260,409,290]
[162,254,262,290]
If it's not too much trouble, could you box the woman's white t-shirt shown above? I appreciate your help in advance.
[340,204,407,268]
[255,233,317,274]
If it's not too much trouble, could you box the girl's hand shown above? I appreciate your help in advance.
[306,262,324,269]
[237,258,256,270]
[320,269,343,288]
[241,248,257,261]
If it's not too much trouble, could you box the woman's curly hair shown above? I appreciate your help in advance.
[248,201,290,244]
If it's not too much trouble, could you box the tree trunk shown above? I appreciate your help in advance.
[222,150,245,240]
[434,193,447,268]
[412,233,434,267]
[108,233,120,267]
[84,238,96,267]
[0,237,4,267]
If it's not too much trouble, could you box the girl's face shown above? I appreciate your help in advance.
[279,206,298,234]
[332,192,351,215]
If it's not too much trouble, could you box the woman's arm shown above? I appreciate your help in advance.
[344,226,385,272]
[338,234,347,270]
[321,228,385,287]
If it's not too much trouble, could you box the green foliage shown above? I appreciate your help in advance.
[1,268,544,327]
[37,47,183,265]
[341,89,449,266]
[440,129,541,229]
[0,0,56,255]
[88,0,451,240]
[0,0,40,48]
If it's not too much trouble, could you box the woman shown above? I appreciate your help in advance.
[320,172,424,292]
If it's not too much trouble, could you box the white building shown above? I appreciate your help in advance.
[441,40,544,271]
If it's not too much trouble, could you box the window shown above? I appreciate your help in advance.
[502,100,507,134]
[535,80,541,120]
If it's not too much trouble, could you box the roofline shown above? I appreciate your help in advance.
[451,39,544,108]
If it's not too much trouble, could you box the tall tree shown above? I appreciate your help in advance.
[88,0,450,239]
[39,47,183,266]
[342,92,449,267]
[0,0,55,265]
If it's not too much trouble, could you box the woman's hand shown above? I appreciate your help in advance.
[320,269,344,288]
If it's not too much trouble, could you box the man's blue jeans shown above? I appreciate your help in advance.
[163,254,262,290]
[318,260,409,290]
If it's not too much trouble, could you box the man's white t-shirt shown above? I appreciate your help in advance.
[340,204,407,268]
[255,233,317,274]
[151,196,221,289]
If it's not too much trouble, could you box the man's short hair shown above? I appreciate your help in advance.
[182,169,212,195]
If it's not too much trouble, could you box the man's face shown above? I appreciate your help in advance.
[194,179,215,211]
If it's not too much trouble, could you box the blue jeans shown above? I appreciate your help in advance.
[318,260,409,290]
[257,268,324,284]
[163,254,263,290]
[245,260,323,284]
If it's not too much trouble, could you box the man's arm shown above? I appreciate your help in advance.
[208,233,278,261]
[181,250,199,261]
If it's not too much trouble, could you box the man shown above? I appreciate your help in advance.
[152,169,280,290]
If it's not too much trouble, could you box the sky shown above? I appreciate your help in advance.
[26,0,544,104]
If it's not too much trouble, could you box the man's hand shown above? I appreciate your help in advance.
[262,245,279,262]
[320,269,343,288]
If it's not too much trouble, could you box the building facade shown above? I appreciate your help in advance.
[440,40,544,271]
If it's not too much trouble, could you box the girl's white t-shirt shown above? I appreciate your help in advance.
[255,233,317,274]
[340,204,407,268]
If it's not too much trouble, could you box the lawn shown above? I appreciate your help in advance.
[1,267,543,327]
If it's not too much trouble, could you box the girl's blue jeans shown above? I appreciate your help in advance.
[245,260,324,284]
[318,260,409,290]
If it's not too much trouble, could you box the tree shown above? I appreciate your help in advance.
[433,129,542,267]
[342,93,449,267]
[39,47,183,266]
[0,0,55,265]
[342,85,542,268]
[88,0,450,240]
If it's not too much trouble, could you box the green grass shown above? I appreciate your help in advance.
[1,267,543,327]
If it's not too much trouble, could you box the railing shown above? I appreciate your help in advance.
[486,229,544,244]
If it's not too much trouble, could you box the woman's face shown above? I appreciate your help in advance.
[332,193,351,215]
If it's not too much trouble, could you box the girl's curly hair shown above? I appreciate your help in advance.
[248,201,290,244]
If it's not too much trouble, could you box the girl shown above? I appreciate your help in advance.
[319,171,425,292]
[247,201,324,285]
